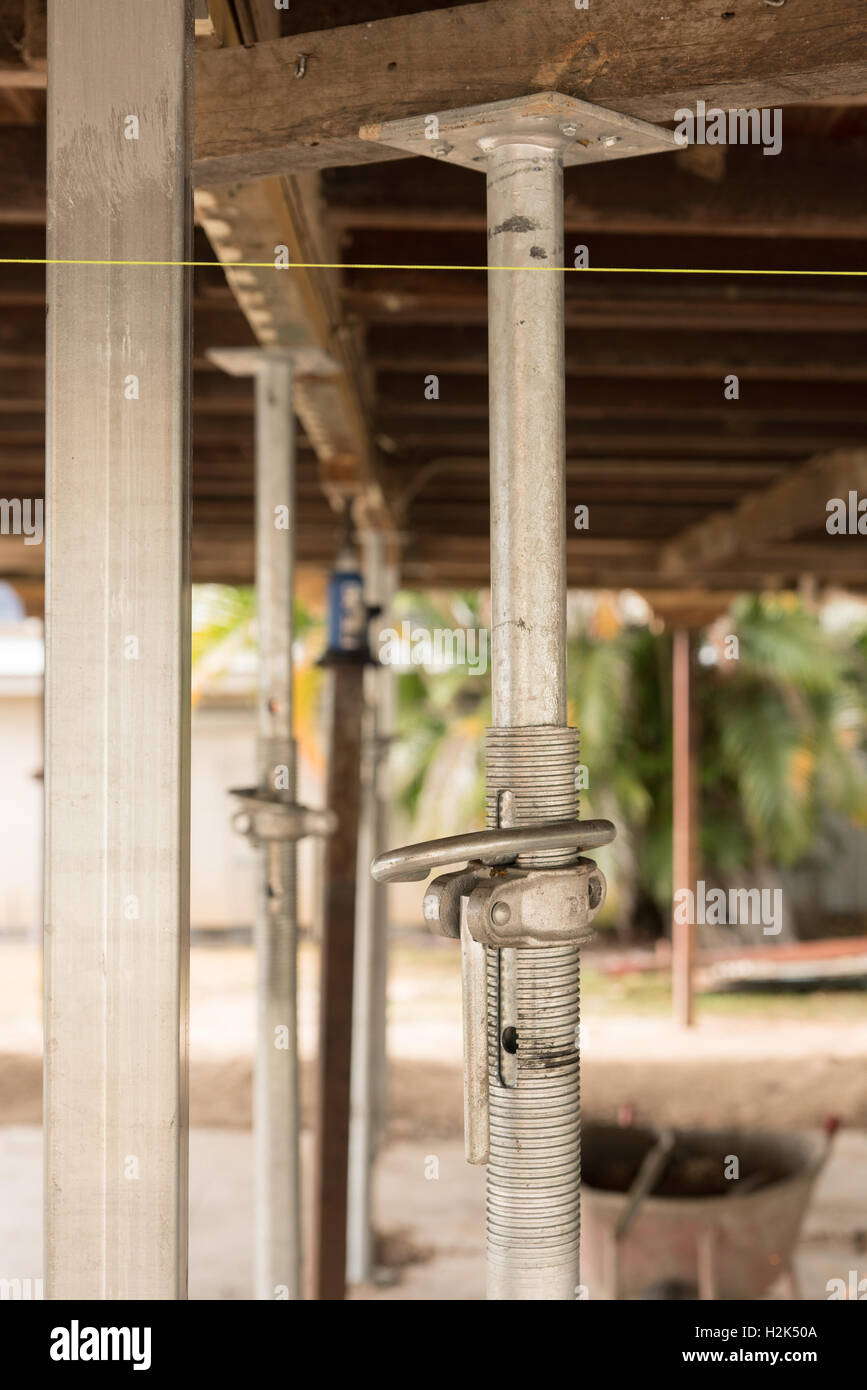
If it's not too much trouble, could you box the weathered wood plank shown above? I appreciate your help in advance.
[194,0,867,179]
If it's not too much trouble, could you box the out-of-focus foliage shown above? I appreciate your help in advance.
[191,584,867,935]
[191,584,326,769]
[392,590,867,936]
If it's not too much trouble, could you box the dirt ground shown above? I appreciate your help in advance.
[3,936,866,1135]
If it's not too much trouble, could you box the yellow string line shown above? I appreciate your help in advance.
[0,257,865,277]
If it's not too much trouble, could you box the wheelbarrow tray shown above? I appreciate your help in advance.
[580,1123,828,1300]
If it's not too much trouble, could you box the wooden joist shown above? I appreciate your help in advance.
[194,0,867,180]
[339,226,867,275]
[366,324,867,382]
[3,412,849,452]
[344,276,867,332]
[377,423,863,459]
[374,375,867,421]
[394,532,867,591]
[662,449,867,574]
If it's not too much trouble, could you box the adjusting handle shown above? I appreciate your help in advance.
[371,818,616,884]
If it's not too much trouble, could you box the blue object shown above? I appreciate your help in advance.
[327,542,367,655]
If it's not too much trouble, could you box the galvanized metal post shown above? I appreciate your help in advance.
[484,138,578,1301]
[252,356,301,1300]
[364,95,676,1302]
[347,530,395,1286]
[44,0,193,1299]
[223,351,306,1302]
[209,346,337,1299]
[672,628,696,1028]
[488,141,566,731]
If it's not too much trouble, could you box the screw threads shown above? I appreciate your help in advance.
[484,726,582,1299]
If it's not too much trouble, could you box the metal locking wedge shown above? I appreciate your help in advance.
[371,809,615,1165]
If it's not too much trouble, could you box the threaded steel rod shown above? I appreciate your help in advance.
[486,142,580,1300]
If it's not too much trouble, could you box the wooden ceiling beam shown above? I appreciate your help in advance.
[194,0,867,180]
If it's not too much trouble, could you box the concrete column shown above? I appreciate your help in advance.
[44,0,194,1298]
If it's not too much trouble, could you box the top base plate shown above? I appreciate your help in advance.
[360,92,679,171]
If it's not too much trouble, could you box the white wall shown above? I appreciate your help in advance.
[0,695,324,934]
[190,705,258,928]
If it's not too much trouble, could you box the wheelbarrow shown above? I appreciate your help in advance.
[580,1119,837,1300]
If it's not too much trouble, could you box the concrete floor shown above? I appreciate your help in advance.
[1,1125,864,1300]
[2,939,865,1298]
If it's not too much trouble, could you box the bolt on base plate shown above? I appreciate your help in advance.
[360,92,679,170]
